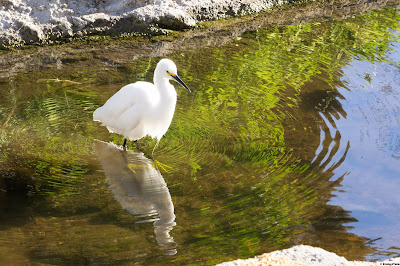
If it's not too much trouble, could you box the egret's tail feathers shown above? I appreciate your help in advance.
[94,108,115,134]
[93,107,102,121]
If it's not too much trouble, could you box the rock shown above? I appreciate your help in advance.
[216,245,398,266]
[0,0,293,49]
[1,0,399,48]
[382,257,400,264]
[217,254,308,266]
[265,245,350,265]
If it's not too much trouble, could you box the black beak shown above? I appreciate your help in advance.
[172,75,191,93]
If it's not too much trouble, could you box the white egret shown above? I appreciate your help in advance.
[93,58,191,150]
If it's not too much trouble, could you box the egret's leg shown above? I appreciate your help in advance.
[122,138,127,149]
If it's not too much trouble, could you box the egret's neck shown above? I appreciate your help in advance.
[155,76,176,95]
[154,77,177,109]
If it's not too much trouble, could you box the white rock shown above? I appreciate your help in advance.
[0,0,291,48]
[216,245,390,266]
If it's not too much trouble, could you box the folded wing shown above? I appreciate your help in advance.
[93,81,158,136]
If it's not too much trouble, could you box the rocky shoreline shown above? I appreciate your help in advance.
[0,0,290,49]
[1,0,399,78]
[2,0,399,49]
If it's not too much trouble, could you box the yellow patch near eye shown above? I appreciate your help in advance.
[167,71,175,76]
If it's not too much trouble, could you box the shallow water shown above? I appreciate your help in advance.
[0,7,399,265]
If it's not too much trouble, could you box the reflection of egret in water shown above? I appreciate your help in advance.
[93,140,177,254]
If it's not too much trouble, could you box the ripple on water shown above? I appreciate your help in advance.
[325,42,400,259]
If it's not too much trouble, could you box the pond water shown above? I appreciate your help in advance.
[0,7,399,265]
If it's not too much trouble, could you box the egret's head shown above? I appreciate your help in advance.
[156,58,191,93]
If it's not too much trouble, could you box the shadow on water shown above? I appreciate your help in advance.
[93,140,177,255]
[0,5,399,265]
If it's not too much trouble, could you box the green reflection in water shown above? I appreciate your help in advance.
[0,8,399,265]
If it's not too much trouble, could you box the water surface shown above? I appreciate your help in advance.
[0,7,399,265]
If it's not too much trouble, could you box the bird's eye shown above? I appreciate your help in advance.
[166,71,175,77]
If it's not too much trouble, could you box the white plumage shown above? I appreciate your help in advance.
[93,58,190,147]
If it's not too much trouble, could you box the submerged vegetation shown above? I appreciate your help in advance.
[0,8,399,264]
